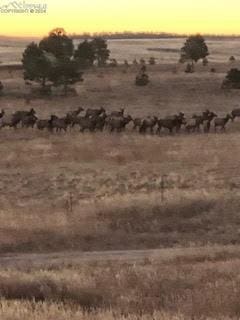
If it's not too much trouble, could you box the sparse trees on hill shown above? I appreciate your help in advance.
[180,34,209,71]
[91,37,110,67]
[74,40,95,68]
[22,29,84,95]
[39,28,74,59]
[74,37,110,68]
[50,58,83,95]
[22,42,53,91]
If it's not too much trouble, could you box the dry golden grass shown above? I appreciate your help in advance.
[2,253,240,319]
[1,60,240,318]
[0,130,240,253]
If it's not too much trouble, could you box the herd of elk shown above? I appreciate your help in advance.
[0,107,238,134]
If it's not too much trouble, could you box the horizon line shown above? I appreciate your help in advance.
[2,31,240,39]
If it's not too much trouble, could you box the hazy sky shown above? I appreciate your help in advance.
[1,0,240,37]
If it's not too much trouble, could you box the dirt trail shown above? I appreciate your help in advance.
[1,245,240,269]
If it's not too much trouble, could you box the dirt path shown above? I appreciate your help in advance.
[1,245,240,269]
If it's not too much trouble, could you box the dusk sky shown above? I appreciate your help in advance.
[1,0,240,37]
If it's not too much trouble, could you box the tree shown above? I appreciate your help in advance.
[22,29,84,95]
[91,37,110,67]
[22,42,52,89]
[180,34,209,70]
[39,28,74,59]
[74,40,95,68]
[222,68,240,89]
[50,58,84,95]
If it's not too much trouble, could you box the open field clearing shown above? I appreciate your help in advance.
[0,62,240,252]
[2,248,240,319]
[0,131,240,253]
[1,38,240,319]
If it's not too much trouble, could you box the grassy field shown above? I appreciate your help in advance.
[2,249,240,319]
[2,37,240,64]
[1,53,240,318]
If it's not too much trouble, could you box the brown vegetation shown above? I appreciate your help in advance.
[1,43,240,318]
[2,251,240,319]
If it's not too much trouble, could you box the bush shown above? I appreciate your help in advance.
[202,57,208,66]
[140,58,146,65]
[133,59,138,65]
[135,73,149,86]
[222,68,240,89]
[149,57,156,65]
[229,56,236,63]
[109,59,118,67]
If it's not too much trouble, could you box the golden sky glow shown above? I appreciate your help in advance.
[1,0,240,37]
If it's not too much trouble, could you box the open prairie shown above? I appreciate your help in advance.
[1,38,240,319]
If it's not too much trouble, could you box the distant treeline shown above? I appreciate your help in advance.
[70,32,240,40]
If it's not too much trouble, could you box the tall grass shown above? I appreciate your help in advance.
[1,189,240,253]
[2,255,240,319]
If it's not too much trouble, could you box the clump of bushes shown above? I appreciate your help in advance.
[135,73,149,86]
[229,56,236,63]
[222,68,240,89]
[149,57,156,65]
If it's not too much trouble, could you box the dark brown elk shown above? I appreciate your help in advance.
[231,108,240,121]
[67,107,84,118]
[157,114,185,134]
[185,118,199,133]
[133,118,143,131]
[85,107,105,118]
[66,107,84,126]
[75,116,98,132]
[49,115,69,132]
[37,119,52,131]
[110,108,125,117]
[107,115,132,132]
[214,114,233,131]
[165,112,185,132]
[22,114,38,128]
[192,110,217,132]
[139,116,158,134]
[0,109,5,119]
[202,112,218,133]
[95,112,107,131]
[13,108,36,127]
[0,114,20,129]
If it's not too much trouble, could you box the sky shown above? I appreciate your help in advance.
[0,0,240,37]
